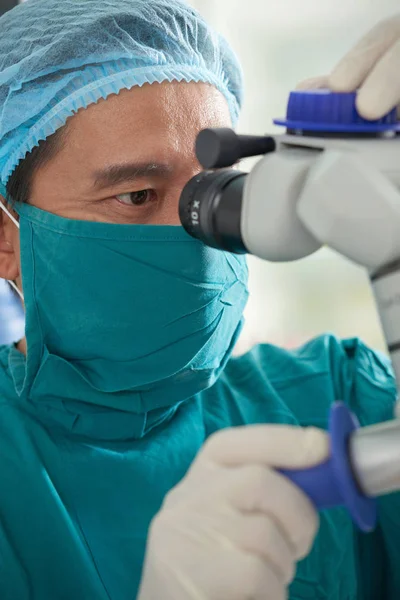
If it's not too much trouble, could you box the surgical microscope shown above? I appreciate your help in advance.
[179,89,400,532]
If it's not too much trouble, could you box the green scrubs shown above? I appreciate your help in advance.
[0,334,398,599]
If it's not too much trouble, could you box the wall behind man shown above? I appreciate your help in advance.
[190,0,399,354]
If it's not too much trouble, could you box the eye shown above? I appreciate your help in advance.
[115,189,157,206]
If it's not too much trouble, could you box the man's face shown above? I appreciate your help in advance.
[31,80,231,225]
[0,80,232,289]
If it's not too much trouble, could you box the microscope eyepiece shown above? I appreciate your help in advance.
[179,127,276,254]
[179,169,248,254]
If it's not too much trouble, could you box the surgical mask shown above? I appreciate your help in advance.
[0,200,248,414]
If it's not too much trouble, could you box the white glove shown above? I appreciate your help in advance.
[137,425,329,600]
[297,15,400,120]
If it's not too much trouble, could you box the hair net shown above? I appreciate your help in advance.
[0,0,243,193]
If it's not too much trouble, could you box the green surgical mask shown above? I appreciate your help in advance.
[2,201,248,423]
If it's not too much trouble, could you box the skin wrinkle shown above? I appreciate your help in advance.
[92,162,174,191]
[0,80,232,356]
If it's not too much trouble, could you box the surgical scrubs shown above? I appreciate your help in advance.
[0,333,399,599]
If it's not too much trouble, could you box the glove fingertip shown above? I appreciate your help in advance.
[328,67,358,92]
[301,427,330,465]
[355,89,392,120]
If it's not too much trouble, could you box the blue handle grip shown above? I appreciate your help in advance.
[280,458,341,508]
[279,403,377,532]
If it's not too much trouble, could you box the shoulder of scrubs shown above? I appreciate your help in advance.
[0,343,21,400]
[0,344,38,597]
[202,333,399,600]
[202,333,396,433]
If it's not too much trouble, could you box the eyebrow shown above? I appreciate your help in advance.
[92,162,174,190]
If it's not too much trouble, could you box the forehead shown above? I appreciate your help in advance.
[64,81,231,164]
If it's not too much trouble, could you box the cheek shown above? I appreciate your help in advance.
[156,187,187,226]
[156,203,181,226]
[154,171,200,226]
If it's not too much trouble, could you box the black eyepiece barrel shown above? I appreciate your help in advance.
[179,169,248,254]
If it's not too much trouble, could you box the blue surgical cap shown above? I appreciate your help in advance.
[0,0,243,192]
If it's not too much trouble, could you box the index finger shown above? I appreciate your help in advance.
[201,425,329,470]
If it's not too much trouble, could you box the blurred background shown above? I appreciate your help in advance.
[0,0,398,353]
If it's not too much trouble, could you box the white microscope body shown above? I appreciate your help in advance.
[242,132,400,383]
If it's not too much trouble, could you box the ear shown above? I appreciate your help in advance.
[0,198,19,281]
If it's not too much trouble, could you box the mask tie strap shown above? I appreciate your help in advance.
[0,200,24,301]
[0,199,20,229]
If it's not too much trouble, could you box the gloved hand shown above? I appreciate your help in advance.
[137,425,329,600]
[297,15,400,120]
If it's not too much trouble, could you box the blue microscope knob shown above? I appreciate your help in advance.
[279,402,377,532]
[274,89,400,134]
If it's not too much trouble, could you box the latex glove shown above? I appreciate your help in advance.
[137,425,328,600]
[297,15,400,120]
